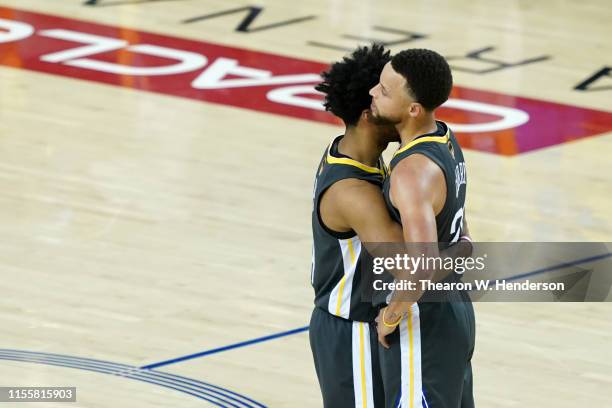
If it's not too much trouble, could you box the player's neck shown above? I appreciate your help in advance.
[397,114,438,147]
[339,127,386,167]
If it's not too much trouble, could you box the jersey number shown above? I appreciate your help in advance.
[450,207,464,243]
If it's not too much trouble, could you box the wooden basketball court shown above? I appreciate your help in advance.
[0,0,611,406]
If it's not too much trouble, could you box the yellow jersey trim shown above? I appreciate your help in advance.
[407,308,415,408]
[326,144,386,176]
[335,275,347,316]
[335,238,356,316]
[359,322,368,408]
[393,130,450,158]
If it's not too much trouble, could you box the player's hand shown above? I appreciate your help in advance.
[375,307,399,349]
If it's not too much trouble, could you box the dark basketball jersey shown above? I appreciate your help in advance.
[383,121,466,246]
[378,121,475,408]
[311,135,388,322]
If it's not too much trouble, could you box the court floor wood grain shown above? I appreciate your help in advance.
[0,1,611,406]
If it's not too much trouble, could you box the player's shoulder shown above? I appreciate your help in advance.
[325,177,381,200]
[392,153,441,184]
[320,177,386,230]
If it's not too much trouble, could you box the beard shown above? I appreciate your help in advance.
[366,109,398,126]
[365,111,401,143]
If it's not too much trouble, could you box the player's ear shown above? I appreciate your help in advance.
[359,109,371,123]
[408,103,422,118]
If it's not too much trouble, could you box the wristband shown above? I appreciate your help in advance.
[382,308,402,328]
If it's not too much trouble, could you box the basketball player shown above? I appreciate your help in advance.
[310,45,472,408]
[309,43,398,408]
[369,49,476,408]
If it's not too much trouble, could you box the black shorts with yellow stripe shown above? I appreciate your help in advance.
[309,307,384,408]
[378,292,476,408]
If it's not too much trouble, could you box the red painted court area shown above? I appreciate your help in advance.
[1,7,611,155]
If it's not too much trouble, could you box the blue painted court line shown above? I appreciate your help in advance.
[140,326,310,370]
[141,251,611,369]
[496,251,612,283]
[0,349,266,408]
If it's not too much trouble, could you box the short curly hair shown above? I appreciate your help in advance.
[390,49,452,111]
[316,44,391,126]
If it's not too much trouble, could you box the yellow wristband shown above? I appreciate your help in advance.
[382,308,402,328]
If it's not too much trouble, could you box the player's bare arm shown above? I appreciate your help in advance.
[319,178,404,243]
[377,153,447,347]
